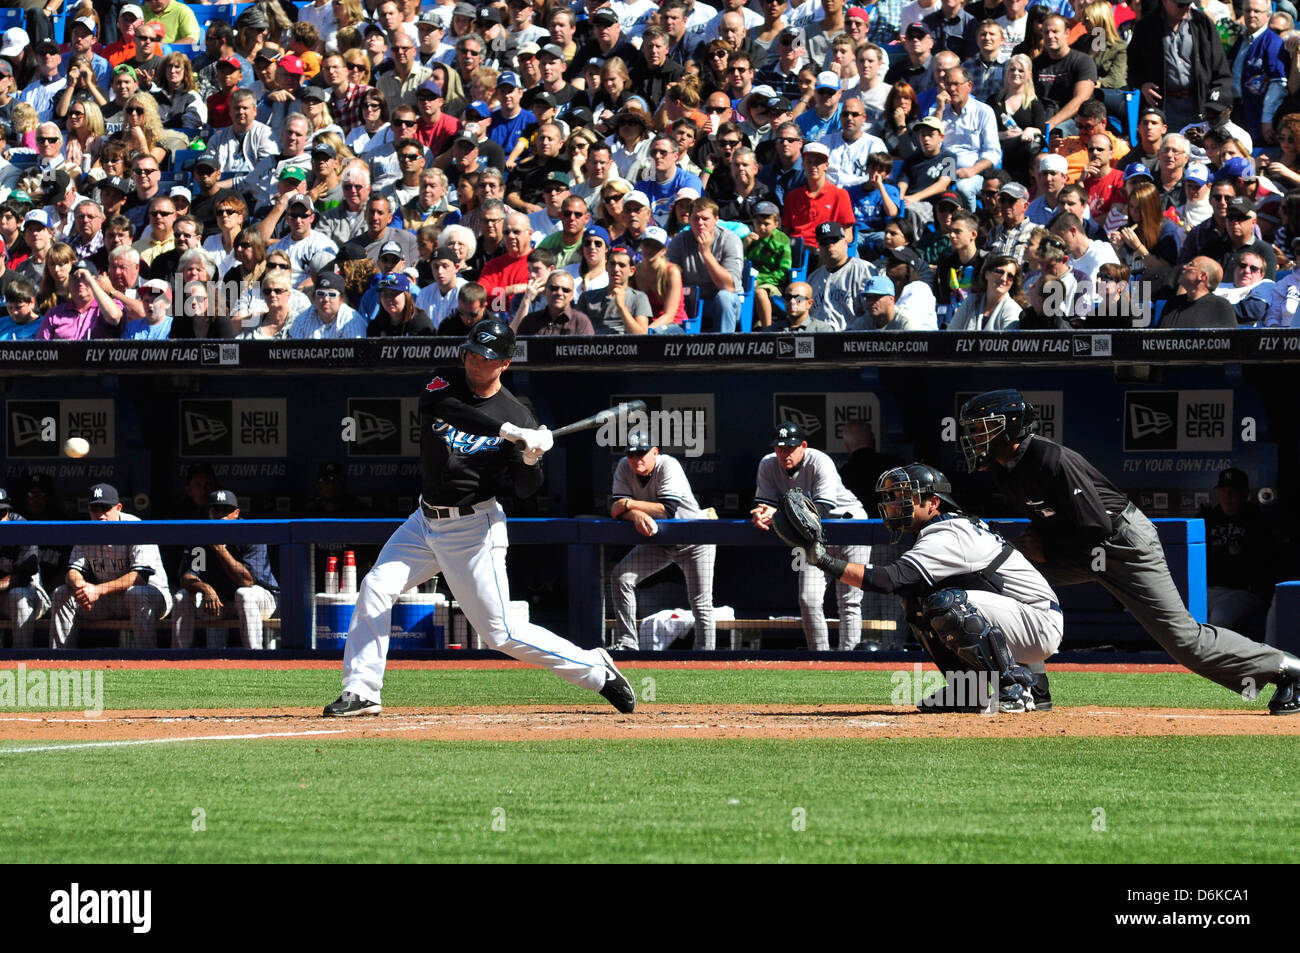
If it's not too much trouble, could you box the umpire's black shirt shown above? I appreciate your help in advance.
[418,367,543,506]
[989,434,1131,556]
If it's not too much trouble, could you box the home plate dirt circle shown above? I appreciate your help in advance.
[0,705,1297,745]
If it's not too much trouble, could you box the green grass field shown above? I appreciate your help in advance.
[0,667,1294,863]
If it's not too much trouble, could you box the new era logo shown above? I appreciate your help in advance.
[184,411,229,446]
[1128,403,1173,440]
[10,412,46,447]
[353,410,397,445]
[776,407,821,436]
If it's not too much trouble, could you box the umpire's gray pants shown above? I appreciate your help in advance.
[799,543,869,652]
[1039,506,1285,693]
[49,584,171,649]
[612,543,717,650]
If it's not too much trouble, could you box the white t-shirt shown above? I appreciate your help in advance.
[1071,239,1120,284]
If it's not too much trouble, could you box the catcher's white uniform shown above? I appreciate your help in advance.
[49,514,172,649]
[610,452,717,650]
[755,448,869,651]
[890,514,1063,663]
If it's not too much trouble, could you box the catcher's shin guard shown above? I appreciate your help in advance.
[920,588,1035,690]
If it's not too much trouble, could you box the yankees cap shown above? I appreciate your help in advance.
[772,423,806,447]
[626,429,653,453]
[0,487,11,511]
[208,489,239,510]
[88,483,120,506]
[1216,467,1249,491]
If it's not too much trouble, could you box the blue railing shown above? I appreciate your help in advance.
[0,516,1208,651]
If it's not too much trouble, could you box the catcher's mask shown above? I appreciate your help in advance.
[875,463,959,542]
[957,389,1038,472]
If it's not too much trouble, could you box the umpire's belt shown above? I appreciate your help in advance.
[420,497,479,520]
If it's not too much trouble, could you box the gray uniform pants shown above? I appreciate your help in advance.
[49,584,171,649]
[1040,506,1285,693]
[612,543,717,650]
[4,586,50,648]
[172,586,279,650]
[799,543,869,652]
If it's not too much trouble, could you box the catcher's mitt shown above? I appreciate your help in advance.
[772,488,826,562]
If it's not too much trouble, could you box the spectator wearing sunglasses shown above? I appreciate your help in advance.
[514,269,595,335]
[289,270,366,338]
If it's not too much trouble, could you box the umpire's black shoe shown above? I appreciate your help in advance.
[1268,674,1300,716]
[1031,673,1053,712]
[596,648,637,714]
[323,691,382,717]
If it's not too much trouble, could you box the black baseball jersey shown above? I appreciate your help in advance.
[418,367,543,506]
[988,434,1131,554]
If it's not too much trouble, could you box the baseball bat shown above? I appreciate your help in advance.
[551,400,647,438]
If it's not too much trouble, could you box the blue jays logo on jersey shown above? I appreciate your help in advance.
[432,418,504,455]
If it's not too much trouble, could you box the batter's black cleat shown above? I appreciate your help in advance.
[323,691,382,717]
[1031,673,1053,712]
[1268,673,1300,715]
[596,647,637,713]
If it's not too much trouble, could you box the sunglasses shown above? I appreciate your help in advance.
[706,105,730,113]
[399,153,422,160]
[363,101,381,109]
[126,106,146,115]
[547,284,573,292]
[220,210,244,219]
[783,293,808,301]
[582,238,606,246]
[135,168,159,176]
[315,289,342,298]
[1237,262,1264,272]
[394,118,417,126]
[602,194,624,203]
[150,210,175,217]
[988,268,1016,280]
[38,135,61,144]
[268,262,291,270]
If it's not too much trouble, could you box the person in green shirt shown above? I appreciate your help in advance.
[536,193,589,267]
[743,201,792,328]
[144,0,200,45]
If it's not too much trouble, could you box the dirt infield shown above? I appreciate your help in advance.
[1,704,1295,744]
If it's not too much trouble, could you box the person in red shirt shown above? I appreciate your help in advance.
[1081,132,1125,220]
[96,4,162,67]
[206,57,244,130]
[477,211,534,313]
[414,80,460,155]
[781,141,855,246]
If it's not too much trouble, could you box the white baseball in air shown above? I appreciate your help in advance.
[64,437,90,458]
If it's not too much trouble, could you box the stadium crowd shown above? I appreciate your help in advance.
[0,0,1296,338]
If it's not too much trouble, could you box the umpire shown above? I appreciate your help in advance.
[958,389,1300,714]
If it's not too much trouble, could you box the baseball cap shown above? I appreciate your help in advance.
[452,131,480,149]
[1216,156,1256,181]
[673,187,700,204]
[592,6,620,25]
[802,141,830,159]
[279,165,308,182]
[584,224,611,245]
[626,429,653,453]
[72,15,98,34]
[27,473,55,494]
[73,260,99,277]
[120,4,144,19]
[0,61,12,78]
[0,27,26,57]
[779,27,804,45]
[1216,467,1249,491]
[1038,153,1068,174]
[1138,105,1165,122]
[140,277,171,297]
[23,210,51,230]
[912,116,945,134]
[319,461,346,481]
[377,272,412,293]
[525,89,558,110]
[747,85,778,102]
[539,42,565,59]
[379,240,405,259]
[934,191,963,208]
[1185,161,1210,186]
[544,170,572,188]
[279,54,306,75]
[453,1,478,17]
[300,85,329,102]
[217,55,242,71]
[766,95,791,112]
[754,201,781,217]
[815,71,840,91]
[1225,196,1256,219]
[99,175,132,196]
[236,7,270,30]
[35,38,60,55]
[254,44,282,63]
[463,100,492,119]
[418,79,444,98]
[315,270,346,293]
[286,194,314,213]
[496,71,521,89]
[772,422,805,447]
[1122,160,1154,181]
[815,221,845,244]
[885,245,922,269]
[904,20,930,36]
[863,275,896,297]
[846,6,870,21]
[433,247,459,263]
[169,185,193,203]
[88,483,120,507]
[517,42,541,57]
[311,141,337,159]
[338,242,369,263]
[475,5,502,22]
[623,190,650,208]
[998,181,1029,200]
[0,488,11,511]
[208,489,239,511]
[193,151,221,173]
[41,169,70,203]
[639,225,669,247]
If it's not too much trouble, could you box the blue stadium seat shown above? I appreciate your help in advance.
[0,8,22,31]
[1124,89,1140,147]
[170,149,199,175]
[1151,298,1167,327]
[738,261,754,333]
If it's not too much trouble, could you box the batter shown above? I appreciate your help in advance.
[750,423,869,651]
[324,318,636,716]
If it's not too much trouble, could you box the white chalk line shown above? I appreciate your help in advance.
[0,728,349,755]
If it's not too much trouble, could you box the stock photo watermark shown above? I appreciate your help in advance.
[595,408,707,458]
[0,664,103,716]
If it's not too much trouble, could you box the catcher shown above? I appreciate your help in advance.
[771,465,1062,713]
